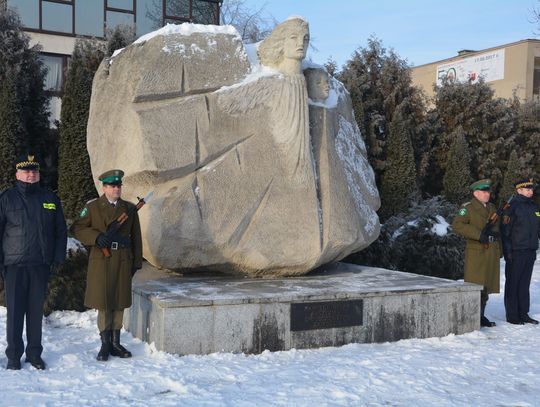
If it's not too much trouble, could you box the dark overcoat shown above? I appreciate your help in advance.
[452,197,501,293]
[71,195,142,310]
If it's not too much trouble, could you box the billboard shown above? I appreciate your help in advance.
[436,49,505,86]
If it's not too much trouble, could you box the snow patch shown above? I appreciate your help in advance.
[66,237,86,254]
[1,260,540,405]
[335,116,378,234]
[285,15,308,23]
[134,23,239,45]
[431,215,450,236]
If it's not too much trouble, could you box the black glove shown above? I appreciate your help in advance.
[131,267,140,277]
[96,233,112,248]
[479,228,499,244]
[504,251,513,263]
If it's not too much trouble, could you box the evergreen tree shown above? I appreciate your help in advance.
[106,25,136,57]
[499,150,521,203]
[442,127,472,204]
[324,56,338,77]
[425,79,519,197]
[0,67,24,190]
[0,8,50,187]
[57,39,105,219]
[520,100,540,179]
[338,37,427,190]
[379,103,419,219]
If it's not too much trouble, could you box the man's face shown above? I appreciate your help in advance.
[473,189,491,204]
[517,187,533,198]
[16,169,40,184]
[102,184,122,201]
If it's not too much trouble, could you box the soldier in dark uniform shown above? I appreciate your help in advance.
[452,179,501,328]
[71,170,142,361]
[501,178,540,325]
[0,154,67,370]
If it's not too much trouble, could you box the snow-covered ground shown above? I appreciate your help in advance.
[1,260,540,406]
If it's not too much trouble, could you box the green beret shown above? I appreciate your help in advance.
[469,179,492,191]
[98,169,124,185]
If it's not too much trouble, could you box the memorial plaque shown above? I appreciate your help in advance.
[290,299,363,331]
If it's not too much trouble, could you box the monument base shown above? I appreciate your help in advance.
[124,262,481,355]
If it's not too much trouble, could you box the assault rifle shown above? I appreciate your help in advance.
[480,199,511,248]
[101,192,153,258]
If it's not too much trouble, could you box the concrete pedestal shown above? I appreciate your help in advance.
[124,262,481,355]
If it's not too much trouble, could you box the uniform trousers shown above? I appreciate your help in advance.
[4,265,49,360]
[97,310,124,332]
[505,249,536,321]
[480,288,488,309]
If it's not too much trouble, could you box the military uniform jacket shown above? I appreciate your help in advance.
[452,197,501,293]
[0,181,67,268]
[71,195,143,310]
[501,194,540,255]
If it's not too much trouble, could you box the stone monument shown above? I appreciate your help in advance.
[86,18,380,277]
[83,19,484,354]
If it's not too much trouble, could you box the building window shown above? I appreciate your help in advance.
[8,0,39,28]
[164,0,219,25]
[7,0,220,38]
[191,0,219,25]
[39,53,68,95]
[105,0,135,32]
[108,0,134,10]
[75,0,104,37]
[136,0,158,36]
[106,10,135,31]
[41,1,73,34]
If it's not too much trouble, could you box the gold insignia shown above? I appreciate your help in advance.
[28,155,34,162]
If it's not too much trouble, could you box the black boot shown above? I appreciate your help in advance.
[97,331,111,361]
[522,315,539,324]
[480,303,496,327]
[6,358,21,370]
[110,330,132,358]
[25,356,46,370]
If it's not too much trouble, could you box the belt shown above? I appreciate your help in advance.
[110,236,131,250]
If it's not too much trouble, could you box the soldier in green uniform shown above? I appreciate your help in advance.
[452,179,501,328]
[71,170,143,361]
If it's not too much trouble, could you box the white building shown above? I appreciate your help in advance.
[5,0,221,124]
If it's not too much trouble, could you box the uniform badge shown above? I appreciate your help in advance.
[80,207,88,217]
[458,208,467,216]
[536,212,540,217]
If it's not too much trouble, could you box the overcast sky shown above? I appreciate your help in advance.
[242,0,538,68]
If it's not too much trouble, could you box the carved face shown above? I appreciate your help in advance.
[306,69,330,101]
[283,27,310,61]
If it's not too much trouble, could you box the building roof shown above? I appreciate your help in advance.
[413,38,540,68]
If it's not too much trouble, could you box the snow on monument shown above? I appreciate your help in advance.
[86,18,380,276]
